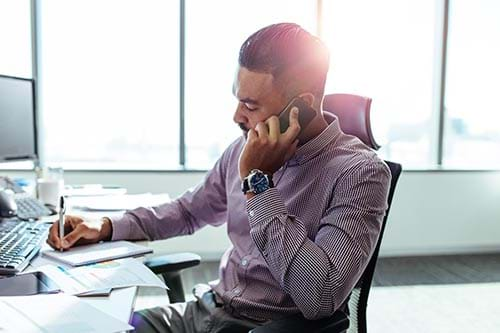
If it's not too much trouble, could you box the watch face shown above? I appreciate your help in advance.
[250,171,269,194]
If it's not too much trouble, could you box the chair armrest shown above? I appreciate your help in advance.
[143,252,201,275]
[249,310,349,333]
[143,252,201,303]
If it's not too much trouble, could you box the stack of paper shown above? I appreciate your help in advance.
[64,184,127,197]
[68,193,171,211]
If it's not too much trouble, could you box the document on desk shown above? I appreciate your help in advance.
[37,258,167,296]
[0,293,133,333]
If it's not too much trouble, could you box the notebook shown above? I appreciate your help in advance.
[42,241,153,266]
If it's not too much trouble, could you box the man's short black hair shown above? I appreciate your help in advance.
[239,23,330,98]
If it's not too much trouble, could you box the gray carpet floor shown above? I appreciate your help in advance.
[182,253,500,288]
[372,253,500,286]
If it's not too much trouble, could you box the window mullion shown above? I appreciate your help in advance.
[179,0,186,168]
[31,0,43,169]
[316,0,323,38]
[436,0,450,166]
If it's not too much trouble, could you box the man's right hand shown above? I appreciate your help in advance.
[46,215,113,251]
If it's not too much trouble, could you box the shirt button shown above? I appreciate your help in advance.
[241,259,248,266]
[249,210,255,217]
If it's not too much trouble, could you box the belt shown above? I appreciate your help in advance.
[194,284,223,309]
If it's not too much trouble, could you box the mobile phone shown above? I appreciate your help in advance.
[278,96,316,133]
[0,271,60,296]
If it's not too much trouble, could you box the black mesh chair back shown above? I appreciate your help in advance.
[323,93,402,333]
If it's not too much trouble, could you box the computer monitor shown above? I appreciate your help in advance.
[0,75,38,163]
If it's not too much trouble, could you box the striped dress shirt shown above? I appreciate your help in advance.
[111,113,391,322]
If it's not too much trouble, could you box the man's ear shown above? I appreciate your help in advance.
[298,93,316,108]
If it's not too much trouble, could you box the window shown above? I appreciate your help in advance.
[0,0,33,170]
[184,0,317,169]
[322,0,439,168]
[4,1,498,171]
[39,0,180,169]
[0,0,32,78]
[443,0,500,168]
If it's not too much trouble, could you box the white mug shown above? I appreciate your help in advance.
[37,178,64,206]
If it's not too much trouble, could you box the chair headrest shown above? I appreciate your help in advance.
[322,93,380,150]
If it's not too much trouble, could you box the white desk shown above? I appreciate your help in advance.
[0,186,173,330]
[11,204,171,331]
[27,238,170,328]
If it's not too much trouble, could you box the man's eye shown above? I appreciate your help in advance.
[244,104,257,111]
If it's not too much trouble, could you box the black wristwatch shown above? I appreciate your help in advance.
[241,169,274,195]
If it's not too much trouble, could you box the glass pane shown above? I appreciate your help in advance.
[0,0,32,78]
[443,0,500,168]
[0,0,33,170]
[323,0,438,167]
[185,0,317,169]
[39,0,179,169]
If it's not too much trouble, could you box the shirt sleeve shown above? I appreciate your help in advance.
[110,141,238,241]
[247,160,391,320]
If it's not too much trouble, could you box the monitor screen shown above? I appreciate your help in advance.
[0,75,37,163]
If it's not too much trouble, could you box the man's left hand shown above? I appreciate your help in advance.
[239,107,301,180]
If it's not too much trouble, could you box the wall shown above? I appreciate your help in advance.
[382,171,500,256]
[5,170,500,260]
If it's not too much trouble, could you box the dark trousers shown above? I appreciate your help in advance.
[130,289,259,333]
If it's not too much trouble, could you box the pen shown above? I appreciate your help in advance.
[59,196,65,252]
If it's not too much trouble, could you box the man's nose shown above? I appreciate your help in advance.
[233,105,247,125]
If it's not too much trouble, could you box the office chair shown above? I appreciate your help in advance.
[143,93,402,333]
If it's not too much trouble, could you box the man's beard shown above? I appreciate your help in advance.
[238,123,249,139]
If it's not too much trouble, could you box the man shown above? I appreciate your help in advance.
[47,23,391,332]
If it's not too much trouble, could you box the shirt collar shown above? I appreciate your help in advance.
[288,111,341,166]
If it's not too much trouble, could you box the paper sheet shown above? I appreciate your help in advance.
[68,193,171,211]
[63,184,127,197]
[0,293,133,333]
[37,258,167,295]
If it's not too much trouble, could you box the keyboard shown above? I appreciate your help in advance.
[0,219,51,275]
[14,193,54,220]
